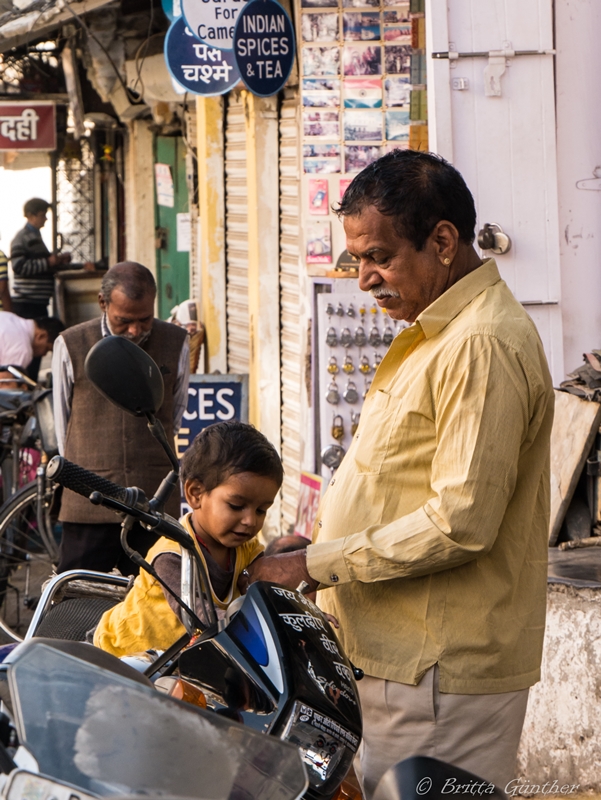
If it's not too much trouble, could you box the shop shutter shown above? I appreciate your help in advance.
[279,89,303,532]
[225,90,250,374]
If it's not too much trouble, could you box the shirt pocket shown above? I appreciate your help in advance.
[353,389,399,475]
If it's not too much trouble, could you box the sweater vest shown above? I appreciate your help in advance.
[59,318,187,524]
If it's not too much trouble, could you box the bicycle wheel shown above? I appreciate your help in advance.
[0,481,59,641]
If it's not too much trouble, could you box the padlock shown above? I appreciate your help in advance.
[336,302,345,316]
[359,304,366,318]
[326,302,335,317]
[363,379,372,399]
[326,327,338,347]
[343,355,355,374]
[359,355,371,374]
[351,411,360,436]
[370,305,378,315]
[340,327,353,348]
[332,414,344,440]
[347,303,356,317]
[477,222,512,255]
[327,356,339,374]
[321,443,346,474]
[326,380,340,405]
[372,352,382,371]
[369,326,382,347]
[344,379,359,404]
[383,325,394,346]
[354,326,367,347]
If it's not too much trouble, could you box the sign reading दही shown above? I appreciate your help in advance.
[165,17,240,96]
[182,0,249,50]
[0,102,56,151]
[233,0,295,97]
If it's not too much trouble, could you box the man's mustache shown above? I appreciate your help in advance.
[370,287,401,299]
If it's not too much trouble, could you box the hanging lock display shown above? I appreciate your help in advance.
[344,379,359,404]
[326,327,338,347]
[326,380,340,404]
[332,414,345,440]
[342,355,355,374]
[340,327,353,347]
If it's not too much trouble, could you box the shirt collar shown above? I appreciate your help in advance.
[416,258,502,340]
[101,313,111,338]
[25,223,39,233]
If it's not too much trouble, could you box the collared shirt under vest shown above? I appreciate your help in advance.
[59,318,187,524]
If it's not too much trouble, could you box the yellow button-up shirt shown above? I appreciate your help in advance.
[306,259,554,694]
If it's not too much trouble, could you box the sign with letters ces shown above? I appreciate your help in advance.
[175,374,249,512]
[165,17,241,95]
[0,101,55,151]
[233,0,295,97]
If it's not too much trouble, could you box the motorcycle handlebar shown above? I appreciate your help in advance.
[47,456,140,507]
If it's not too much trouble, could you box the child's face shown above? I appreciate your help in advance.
[184,472,280,550]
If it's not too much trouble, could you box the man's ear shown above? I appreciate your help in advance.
[98,292,106,312]
[184,478,205,509]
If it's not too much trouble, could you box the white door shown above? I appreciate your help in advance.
[426,0,563,383]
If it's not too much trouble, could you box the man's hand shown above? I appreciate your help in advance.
[83,261,96,272]
[48,253,71,271]
[244,550,320,594]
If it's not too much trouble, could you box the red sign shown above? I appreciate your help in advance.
[0,101,56,151]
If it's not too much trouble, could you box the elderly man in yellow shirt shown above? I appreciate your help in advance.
[248,150,554,796]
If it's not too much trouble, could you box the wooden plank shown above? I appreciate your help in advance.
[549,389,601,545]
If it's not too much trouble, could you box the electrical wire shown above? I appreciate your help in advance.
[131,0,156,97]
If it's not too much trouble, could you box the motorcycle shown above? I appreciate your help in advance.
[24,335,363,800]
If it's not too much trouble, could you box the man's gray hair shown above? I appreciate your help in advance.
[100,262,157,304]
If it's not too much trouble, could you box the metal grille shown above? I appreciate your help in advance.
[56,137,95,263]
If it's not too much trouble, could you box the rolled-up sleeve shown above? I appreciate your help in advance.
[307,334,540,587]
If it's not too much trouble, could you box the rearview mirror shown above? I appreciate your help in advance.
[84,336,164,417]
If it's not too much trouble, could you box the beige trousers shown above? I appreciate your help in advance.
[355,666,529,799]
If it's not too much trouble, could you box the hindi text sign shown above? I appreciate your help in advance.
[233,0,295,97]
[0,102,55,151]
[165,17,240,95]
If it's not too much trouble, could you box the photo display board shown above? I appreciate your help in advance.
[299,0,427,268]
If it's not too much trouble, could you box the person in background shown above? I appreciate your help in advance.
[0,250,11,312]
[10,198,94,379]
[0,312,64,382]
[52,262,190,576]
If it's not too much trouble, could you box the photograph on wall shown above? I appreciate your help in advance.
[343,44,382,76]
[343,77,382,108]
[386,109,410,141]
[339,177,353,201]
[344,144,382,173]
[302,12,340,42]
[303,143,341,173]
[384,75,411,106]
[301,0,338,8]
[343,109,383,141]
[385,45,412,74]
[293,472,324,540]
[383,7,410,23]
[303,108,340,137]
[302,46,341,76]
[302,78,340,107]
[383,21,411,42]
[343,0,379,7]
[383,0,410,6]
[309,178,330,215]
[342,12,380,41]
[306,220,333,263]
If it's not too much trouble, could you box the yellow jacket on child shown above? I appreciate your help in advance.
[93,513,263,657]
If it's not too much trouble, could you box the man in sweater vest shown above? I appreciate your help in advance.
[52,262,190,575]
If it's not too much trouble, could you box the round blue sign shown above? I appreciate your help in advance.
[233,0,295,98]
[165,17,241,96]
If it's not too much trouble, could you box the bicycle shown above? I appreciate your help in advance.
[0,366,60,641]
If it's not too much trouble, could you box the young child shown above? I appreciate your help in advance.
[93,421,283,657]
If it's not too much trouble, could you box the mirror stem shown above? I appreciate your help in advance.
[146,413,180,473]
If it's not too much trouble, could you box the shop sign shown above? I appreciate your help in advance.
[233,0,295,97]
[0,101,55,151]
[165,17,240,95]
[182,0,249,50]
[175,374,249,513]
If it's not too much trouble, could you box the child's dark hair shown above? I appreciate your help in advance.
[181,421,284,491]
